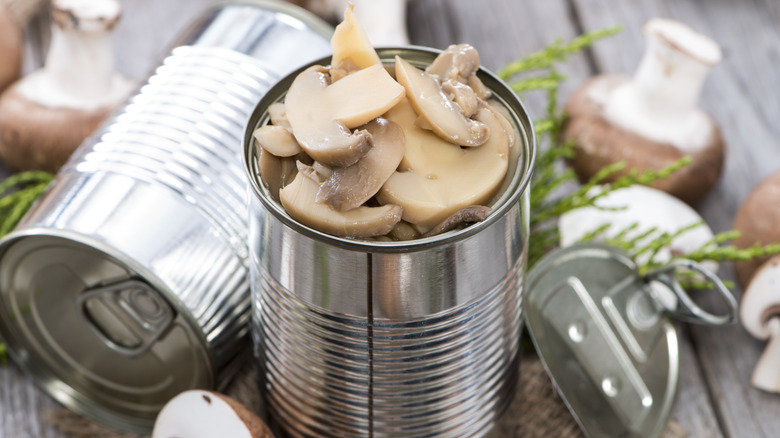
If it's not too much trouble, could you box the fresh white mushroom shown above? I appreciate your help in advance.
[0,0,134,172]
[561,18,724,205]
[280,169,403,238]
[284,63,405,167]
[395,55,489,147]
[559,185,716,271]
[741,255,780,393]
[317,117,405,211]
[152,390,272,438]
[377,98,509,231]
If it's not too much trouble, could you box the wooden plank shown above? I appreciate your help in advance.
[571,0,780,436]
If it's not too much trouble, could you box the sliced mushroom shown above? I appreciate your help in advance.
[280,170,403,238]
[296,160,328,184]
[267,102,291,129]
[257,147,297,202]
[421,205,491,238]
[330,3,382,80]
[395,55,488,147]
[426,44,481,83]
[317,118,405,211]
[285,63,405,167]
[377,98,509,230]
[253,124,302,157]
[152,390,272,438]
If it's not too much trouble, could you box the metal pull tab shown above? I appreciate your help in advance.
[644,259,738,326]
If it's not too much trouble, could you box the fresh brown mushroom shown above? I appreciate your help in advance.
[0,0,134,172]
[317,117,405,211]
[280,169,403,238]
[284,63,405,167]
[561,18,725,205]
[395,55,489,147]
[733,170,780,288]
[377,98,510,231]
[152,390,272,438]
[740,255,780,393]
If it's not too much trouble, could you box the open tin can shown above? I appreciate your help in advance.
[244,48,536,437]
[0,1,331,434]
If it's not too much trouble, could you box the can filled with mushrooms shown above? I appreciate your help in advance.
[244,47,536,437]
[0,1,331,434]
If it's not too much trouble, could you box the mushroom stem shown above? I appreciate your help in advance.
[751,317,780,393]
[18,0,129,109]
[603,19,722,152]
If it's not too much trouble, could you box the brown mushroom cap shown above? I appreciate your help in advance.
[733,170,780,288]
[0,5,22,93]
[0,83,110,172]
[561,74,725,206]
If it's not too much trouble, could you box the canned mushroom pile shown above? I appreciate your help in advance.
[253,5,517,240]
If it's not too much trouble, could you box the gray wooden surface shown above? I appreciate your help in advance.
[1,0,778,436]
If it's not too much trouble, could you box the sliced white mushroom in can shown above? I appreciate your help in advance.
[253,124,302,157]
[317,117,405,211]
[280,170,403,238]
[285,63,405,167]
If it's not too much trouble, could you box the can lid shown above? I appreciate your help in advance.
[524,243,737,438]
[0,235,212,433]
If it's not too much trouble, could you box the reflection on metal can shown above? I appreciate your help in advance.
[244,48,536,437]
[0,1,331,434]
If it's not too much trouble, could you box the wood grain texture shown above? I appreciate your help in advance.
[571,0,780,437]
[2,0,779,436]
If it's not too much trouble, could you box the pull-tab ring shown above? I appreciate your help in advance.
[644,259,738,326]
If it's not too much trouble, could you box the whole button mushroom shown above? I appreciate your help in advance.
[733,170,780,288]
[561,18,725,205]
[0,0,133,172]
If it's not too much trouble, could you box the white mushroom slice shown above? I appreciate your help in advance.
[317,118,405,211]
[425,44,481,83]
[257,147,297,202]
[267,102,291,129]
[152,390,272,438]
[296,160,328,184]
[285,64,405,167]
[330,3,381,79]
[442,79,480,118]
[377,98,509,230]
[395,56,488,147]
[253,125,302,157]
[280,171,403,238]
[741,255,780,393]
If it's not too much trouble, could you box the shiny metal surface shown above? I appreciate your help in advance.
[0,2,331,434]
[246,48,535,437]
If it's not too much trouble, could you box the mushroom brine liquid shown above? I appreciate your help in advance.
[252,4,520,241]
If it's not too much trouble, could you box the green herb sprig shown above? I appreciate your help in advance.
[0,171,53,237]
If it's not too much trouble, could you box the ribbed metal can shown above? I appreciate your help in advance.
[0,1,330,434]
[244,48,536,437]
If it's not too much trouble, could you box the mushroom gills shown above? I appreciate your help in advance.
[285,63,405,167]
[317,117,405,211]
[395,55,488,147]
[280,170,403,238]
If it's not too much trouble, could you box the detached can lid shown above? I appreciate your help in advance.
[524,243,737,438]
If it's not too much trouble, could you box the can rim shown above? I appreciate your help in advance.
[243,46,537,253]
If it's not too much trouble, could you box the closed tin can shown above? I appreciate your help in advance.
[0,1,330,434]
[244,48,536,437]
